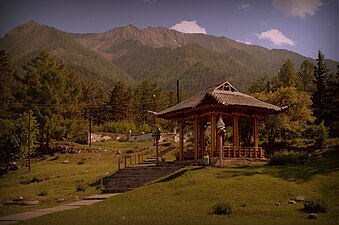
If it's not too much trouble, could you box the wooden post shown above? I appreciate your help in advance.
[117,156,120,170]
[200,123,205,158]
[253,116,259,158]
[194,117,199,160]
[124,155,127,168]
[233,114,239,156]
[211,114,216,157]
[130,155,132,165]
[179,120,184,161]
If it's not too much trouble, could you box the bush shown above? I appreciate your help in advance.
[77,159,85,165]
[76,183,87,192]
[38,190,48,196]
[304,198,327,213]
[212,202,232,215]
[269,150,309,165]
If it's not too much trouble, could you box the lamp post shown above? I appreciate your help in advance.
[216,116,225,167]
[152,127,161,166]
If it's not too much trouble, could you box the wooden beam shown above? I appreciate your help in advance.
[194,117,199,160]
[211,113,216,157]
[179,120,184,161]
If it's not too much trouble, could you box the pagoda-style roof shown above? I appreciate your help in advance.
[153,81,287,120]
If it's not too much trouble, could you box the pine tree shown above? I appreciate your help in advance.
[108,81,133,122]
[298,60,315,93]
[272,59,299,90]
[0,50,17,118]
[312,50,329,125]
[325,65,339,136]
[20,50,82,153]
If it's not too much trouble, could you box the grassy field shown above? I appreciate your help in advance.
[0,141,154,217]
[9,146,339,225]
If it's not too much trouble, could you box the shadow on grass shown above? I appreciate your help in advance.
[218,148,339,183]
[155,166,204,183]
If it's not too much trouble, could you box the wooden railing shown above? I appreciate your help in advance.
[220,146,265,158]
[117,148,154,170]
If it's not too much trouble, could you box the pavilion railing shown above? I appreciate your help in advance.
[221,146,265,159]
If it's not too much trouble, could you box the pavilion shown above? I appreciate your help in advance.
[152,81,286,162]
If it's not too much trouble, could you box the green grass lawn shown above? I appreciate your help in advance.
[12,147,339,225]
[0,141,154,217]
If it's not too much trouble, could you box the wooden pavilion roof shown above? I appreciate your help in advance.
[153,81,287,120]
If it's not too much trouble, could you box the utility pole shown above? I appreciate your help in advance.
[177,80,180,103]
[28,109,31,172]
[89,114,92,147]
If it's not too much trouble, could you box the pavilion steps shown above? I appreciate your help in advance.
[104,146,189,193]
[104,164,187,193]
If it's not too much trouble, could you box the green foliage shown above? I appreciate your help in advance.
[139,124,152,133]
[0,114,38,171]
[269,150,309,165]
[38,190,48,196]
[76,183,87,192]
[108,81,134,121]
[310,121,328,145]
[304,198,328,213]
[272,59,298,90]
[312,50,329,125]
[211,202,233,216]
[77,159,85,165]
[0,50,17,118]
[255,87,314,147]
[298,60,315,93]
[18,50,84,153]
[324,65,339,137]
[248,75,268,93]
[96,121,137,134]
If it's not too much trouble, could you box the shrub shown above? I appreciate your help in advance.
[212,202,232,215]
[304,198,327,213]
[38,190,48,196]
[76,183,87,192]
[269,150,309,165]
[77,159,85,165]
[96,121,137,134]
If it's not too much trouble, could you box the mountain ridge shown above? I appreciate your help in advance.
[1,21,337,93]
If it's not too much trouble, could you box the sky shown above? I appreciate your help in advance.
[0,0,338,61]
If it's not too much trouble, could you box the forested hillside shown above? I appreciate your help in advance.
[1,21,337,94]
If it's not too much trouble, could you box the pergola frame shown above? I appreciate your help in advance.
[152,82,286,161]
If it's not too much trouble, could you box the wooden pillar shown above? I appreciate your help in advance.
[179,120,184,161]
[200,123,205,158]
[253,116,259,158]
[232,114,239,154]
[194,117,199,160]
[211,114,217,157]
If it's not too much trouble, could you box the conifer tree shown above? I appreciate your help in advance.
[312,50,329,125]
[298,60,315,93]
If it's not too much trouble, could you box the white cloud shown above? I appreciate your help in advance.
[170,20,207,34]
[257,29,295,46]
[273,0,323,19]
[238,4,251,10]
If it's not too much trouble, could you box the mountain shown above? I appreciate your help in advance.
[0,21,337,93]
[0,21,135,88]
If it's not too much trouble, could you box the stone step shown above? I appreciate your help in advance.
[103,187,134,193]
